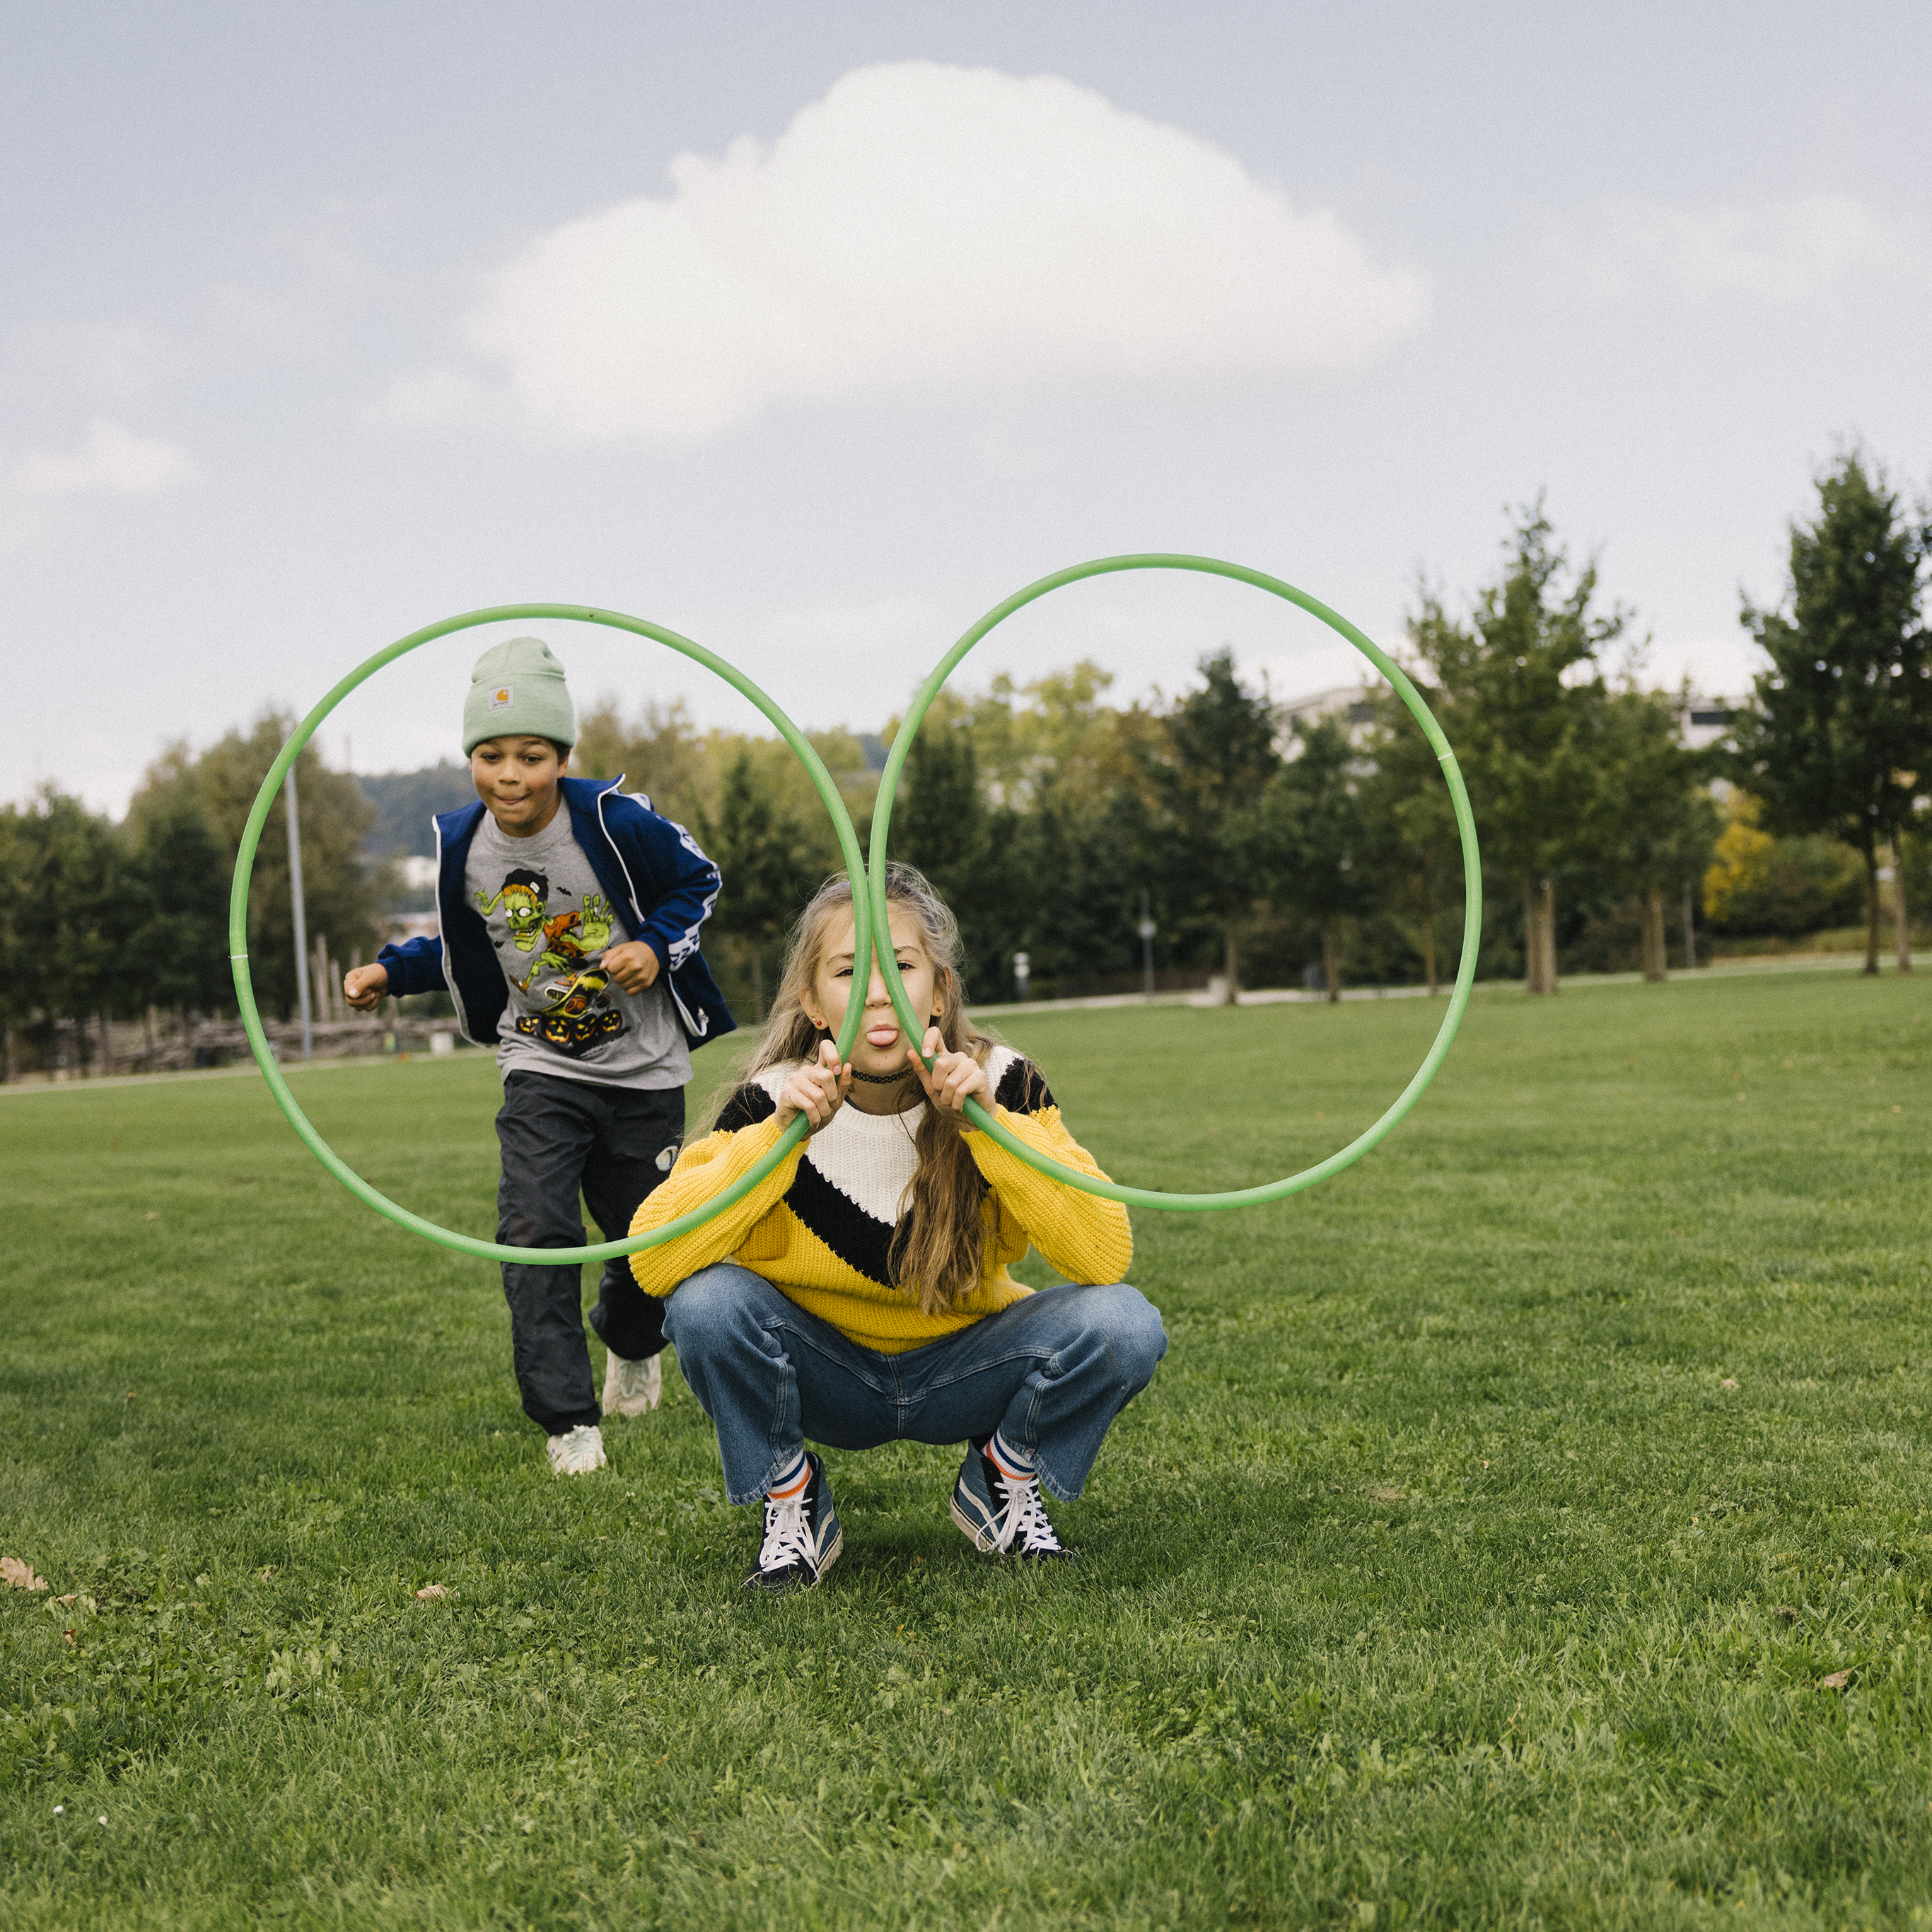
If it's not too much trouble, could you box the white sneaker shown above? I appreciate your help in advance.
[603,1350,662,1418]
[546,1423,607,1475]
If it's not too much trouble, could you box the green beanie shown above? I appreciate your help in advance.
[462,636,576,755]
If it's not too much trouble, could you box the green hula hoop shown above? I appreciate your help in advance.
[868,554,1482,1211]
[228,603,870,1267]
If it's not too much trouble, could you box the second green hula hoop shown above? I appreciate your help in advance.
[228,603,870,1267]
[868,554,1483,1211]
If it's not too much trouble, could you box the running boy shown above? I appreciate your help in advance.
[344,636,733,1474]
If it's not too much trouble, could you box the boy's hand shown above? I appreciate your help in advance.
[344,964,389,1012]
[603,940,660,992]
[775,1039,850,1134]
[910,1028,990,1115]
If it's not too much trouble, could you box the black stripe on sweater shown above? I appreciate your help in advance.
[788,1156,900,1288]
[994,1056,1055,1115]
[716,1083,777,1132]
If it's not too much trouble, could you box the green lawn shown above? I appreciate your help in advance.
[3,970,1931,1929]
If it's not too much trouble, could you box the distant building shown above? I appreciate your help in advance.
[1279,682,1740,755]
[1680,694,1737,753]
[1279,684,1378,746]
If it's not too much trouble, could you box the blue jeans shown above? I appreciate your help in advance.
[661,1263,1167,1505]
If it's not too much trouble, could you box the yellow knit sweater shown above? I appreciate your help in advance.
[629,1045,1133,1354]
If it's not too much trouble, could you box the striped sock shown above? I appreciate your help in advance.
[987,1432,1035,1486]
[766,1451,810,1503]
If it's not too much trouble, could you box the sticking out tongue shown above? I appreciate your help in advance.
[866,1024,901,1049]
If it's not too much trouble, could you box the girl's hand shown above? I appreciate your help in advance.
[911,1029,989,1115]
[775,1039,850,1134]
[344,963,389,1012]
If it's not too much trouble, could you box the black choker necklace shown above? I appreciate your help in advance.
[848,1065,917,1086]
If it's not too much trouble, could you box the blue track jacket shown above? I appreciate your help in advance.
[374,776,735,1052]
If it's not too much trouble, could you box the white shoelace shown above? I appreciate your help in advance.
[999,1474,1063,1556]
[757,1492,812,1573]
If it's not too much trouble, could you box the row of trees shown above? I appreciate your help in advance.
[5,453,1924,1073]
[570,504,1728,1010]
[0,718,387,1074]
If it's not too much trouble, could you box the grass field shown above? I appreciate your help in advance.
[4,970,1931,1929]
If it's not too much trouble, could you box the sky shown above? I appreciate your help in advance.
[6,1,1927,815]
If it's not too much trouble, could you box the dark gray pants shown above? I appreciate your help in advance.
[494,1071,683,1434]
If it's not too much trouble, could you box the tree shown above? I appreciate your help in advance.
[123,797,235,1013]
[1146,649,1280,1001]
[574,695,711,832]
[3,788,129,1071]
[699,748,817,1017]
[138,715,383,1020]
[894,710,1022,996]
[1407,506,1627,993]
[1247,717,1368,1001]
[1361,692,1462,996]
[1702,791,1864,936]
[1733,453,1932,974]
[1592,688,1720,981]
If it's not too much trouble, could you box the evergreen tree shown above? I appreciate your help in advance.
[1407,505,1626,993]
[1246,717,1368,1000]
[1361,690,1462,996]
[700,747,817,1018]
[1733,453,1932,974]
[1146,649,1280,1000]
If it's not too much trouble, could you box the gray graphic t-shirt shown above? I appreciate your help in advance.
[465,808,692,1091]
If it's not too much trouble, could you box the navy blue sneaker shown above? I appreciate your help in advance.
[950,1441,1077,1561]
[745,1451,842,1594]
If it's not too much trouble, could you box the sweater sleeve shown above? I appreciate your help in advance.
[963,1060,1133,1286]
[627,1090,803,1298]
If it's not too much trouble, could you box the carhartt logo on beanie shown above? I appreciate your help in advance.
[462,636,576,755]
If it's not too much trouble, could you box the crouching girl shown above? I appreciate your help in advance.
[627,863,1167,1593]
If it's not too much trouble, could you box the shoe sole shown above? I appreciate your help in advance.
[950,1494,1003,1555]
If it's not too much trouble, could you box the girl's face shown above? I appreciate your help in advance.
[801,905,945,1079]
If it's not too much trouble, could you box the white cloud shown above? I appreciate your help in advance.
[367,366,489,429]
[1564,193,1920,303]
[16,421,197,496]
[464,61,1426,444]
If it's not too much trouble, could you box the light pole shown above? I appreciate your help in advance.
[1012,951,1031,1003]
[1137,890,1157,999]
[285,767,314,1059]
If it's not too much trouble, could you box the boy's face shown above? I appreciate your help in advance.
[471,736,568,837]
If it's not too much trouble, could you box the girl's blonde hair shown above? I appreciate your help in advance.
[721,862,999,1314]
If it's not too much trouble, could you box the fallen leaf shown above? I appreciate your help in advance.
[1721,1378,1739,1391]
[414,1583,448,1601]
[55,1593,77,1607]
[63,1629,75,1645]
[259,1566,277,1583]
[1774,1606,1799,1622]
[1893,1105,1903,1115]
[1820,1669,1854,1690]
[1370,1486,1407,1502]
[144,1212,159,1221]
[1,1556,50,1592]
